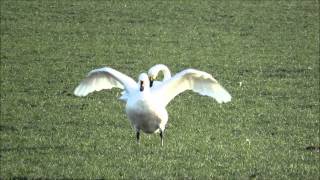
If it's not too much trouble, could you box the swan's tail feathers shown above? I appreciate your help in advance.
[119,91,128,102]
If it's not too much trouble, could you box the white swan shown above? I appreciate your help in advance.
[148,64,171,87]
[119,64,171,101]
[74,67,231,146]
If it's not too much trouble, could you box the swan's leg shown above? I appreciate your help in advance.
[160,130,164,146]
[136,130,140,144]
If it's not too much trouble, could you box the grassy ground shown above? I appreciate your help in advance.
[1,0,319,179]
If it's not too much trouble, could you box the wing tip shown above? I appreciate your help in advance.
[213,89,232,104]
[74,85,88,97]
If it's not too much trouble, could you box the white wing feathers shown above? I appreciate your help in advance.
[74,67,137,97]
[154,69,232,106]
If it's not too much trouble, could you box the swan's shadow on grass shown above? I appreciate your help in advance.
[306,146,320,153]
[0,125,18,132]
[0,145,67,153]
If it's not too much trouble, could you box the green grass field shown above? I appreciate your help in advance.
[1,0,319,179]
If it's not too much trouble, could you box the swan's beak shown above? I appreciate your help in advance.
[149,77,154,87]
[140,81,144,91]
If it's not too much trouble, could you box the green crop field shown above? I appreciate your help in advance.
[1,0,319,179]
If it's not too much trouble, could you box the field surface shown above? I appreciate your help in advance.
[1,0,319,179]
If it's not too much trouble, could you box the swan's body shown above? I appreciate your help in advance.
[125,79,168,134]
[74,66,231,146]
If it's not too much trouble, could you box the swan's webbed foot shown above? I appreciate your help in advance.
[160,130,164,146]
[136,130,140,144]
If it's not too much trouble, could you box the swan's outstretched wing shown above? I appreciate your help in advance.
[74,67,137,97]
[153,69,231,106]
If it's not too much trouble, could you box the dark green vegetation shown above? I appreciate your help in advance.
[1,0,319,179]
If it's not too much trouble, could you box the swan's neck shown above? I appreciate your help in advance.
[157,64,171,81]
[137,88,152,103]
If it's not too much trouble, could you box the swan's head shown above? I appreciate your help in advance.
[148,70,157,87]
[148,76,155,87]
[138,73,150,92]
[148,64,171,87]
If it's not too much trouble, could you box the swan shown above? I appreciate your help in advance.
[119,64,171,101]
[147,64,171,87]
[74,67,232,146]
